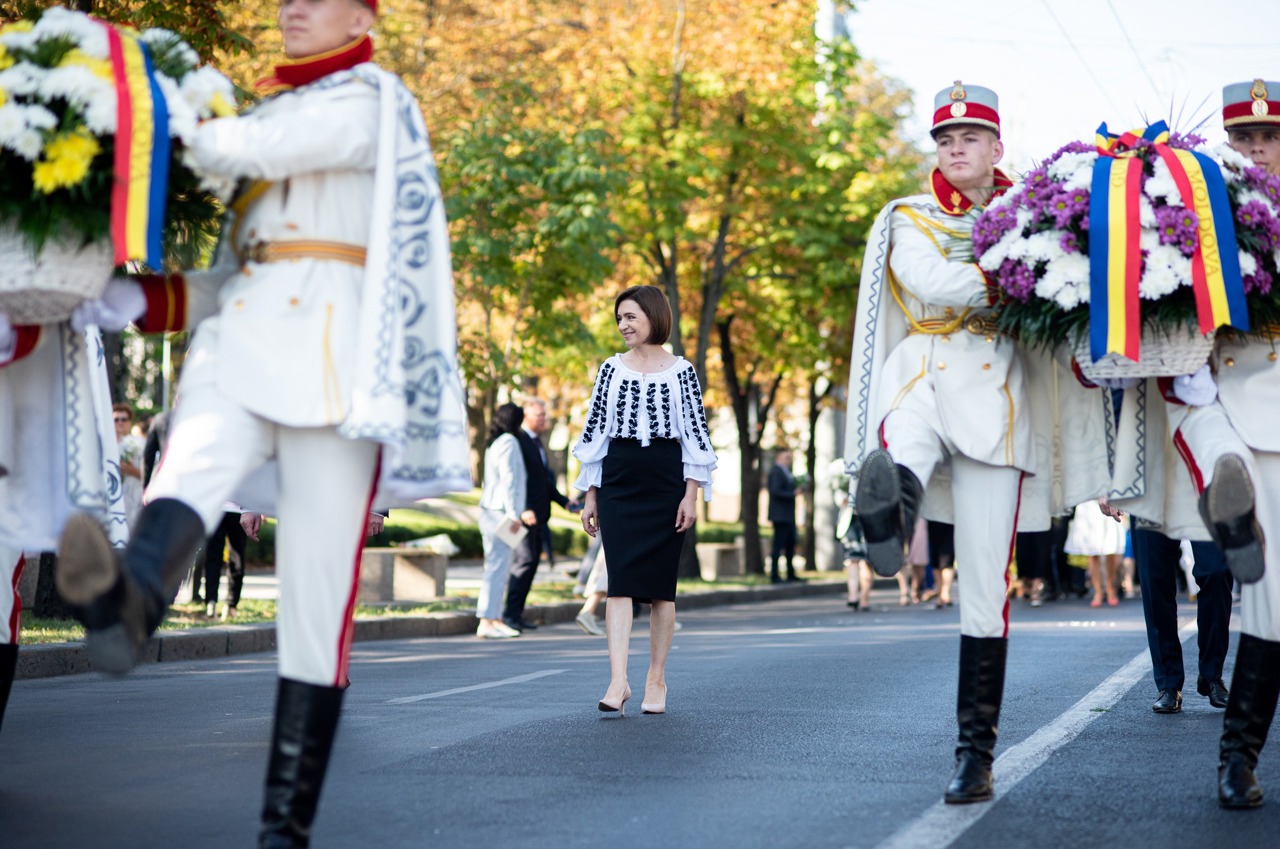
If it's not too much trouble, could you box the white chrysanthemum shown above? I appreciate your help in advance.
[155,74,197,143]
[82,92,116,134]
[0,64,45,96]
[140,29,200,73]
[1048,152,1097,192]
[0,103,26,146]
[1036,252,1090,308]
[0,30,39,53]
[12,128,42,161]
[33,7,106,48]
[39,64,112,110]
[1145,156,1183,206]
[1138,195,1157,228]
[180,66,236,119]
[1140,244,1191,299]
[1240,250,1259,277]
[1237,188,1272,208]
[1211,142,1253,172]
[20,103,57,131]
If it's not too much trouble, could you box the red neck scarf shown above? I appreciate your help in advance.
[930,167,1013,216]
[256,34,373,93]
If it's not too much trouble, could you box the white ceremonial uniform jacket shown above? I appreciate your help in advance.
[1215,334,1280,452]
[844,184,1110,531]
[145,65,471,507]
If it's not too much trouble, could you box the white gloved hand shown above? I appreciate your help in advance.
[70,277,146,332]
[1092,376,1140,390]
[0,312,13,360]
[1172,363,1218,406]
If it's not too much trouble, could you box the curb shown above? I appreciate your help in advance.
[17,578,847,681]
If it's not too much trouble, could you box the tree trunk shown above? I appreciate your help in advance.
[802,378,825,571]
[33,552,73,619]
[738,437,764,574]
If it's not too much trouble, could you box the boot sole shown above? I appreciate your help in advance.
[1206,456,1265,584]
[56,514,144,675]
[55,514,120,608]
[855,451,906,577]
[944,790,994,804]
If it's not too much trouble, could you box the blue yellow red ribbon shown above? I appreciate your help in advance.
[1088,121,1249,362]
[105,23,170,269]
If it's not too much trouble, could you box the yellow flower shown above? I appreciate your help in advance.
[1,21,34,34]
[33,130,101,194]
[0,45,12,71]
[0,89,7,109]
[61,49,113,80]
[208,92,236,118]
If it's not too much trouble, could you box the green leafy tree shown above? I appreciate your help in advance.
[446,82,623,477]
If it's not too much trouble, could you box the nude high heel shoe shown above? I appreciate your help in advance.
[642,684,667,715]
[598,686,631,715]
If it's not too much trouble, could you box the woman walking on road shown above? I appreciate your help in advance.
[573,286,718,716]
[476,404,528,639]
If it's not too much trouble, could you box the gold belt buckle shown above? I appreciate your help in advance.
[965,315,986,335]
[244,242,270,264]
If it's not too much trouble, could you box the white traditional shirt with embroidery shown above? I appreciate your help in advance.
[572,355,718,500]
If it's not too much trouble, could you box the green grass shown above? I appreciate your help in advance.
[17,570,838,646]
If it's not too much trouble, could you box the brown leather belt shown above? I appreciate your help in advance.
[238,240,367,268]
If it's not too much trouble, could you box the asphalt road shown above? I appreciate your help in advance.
[3,589,1277,849]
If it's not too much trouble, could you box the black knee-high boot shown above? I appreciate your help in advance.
[259,678,346,849]
[56,498,206,674]
[0,643,17,734]
[1219,633,1280,808]
[945,635,1008,804]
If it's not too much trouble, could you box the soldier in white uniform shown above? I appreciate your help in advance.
[845,83,1109,805]
[1160,79,1280,810]
[54,2,470,846]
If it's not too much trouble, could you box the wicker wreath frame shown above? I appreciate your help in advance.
[1073,324,1215,380]
[0,224,114,324]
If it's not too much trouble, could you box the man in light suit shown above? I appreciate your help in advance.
[503,398,576,631]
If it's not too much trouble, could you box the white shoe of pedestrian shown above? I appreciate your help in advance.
[575,611,605,635]
[477,620,519,639]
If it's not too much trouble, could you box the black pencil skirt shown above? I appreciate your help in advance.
[598,437,687,604]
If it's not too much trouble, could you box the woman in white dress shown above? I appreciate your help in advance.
[476,403,528,638]
[1066,499,1127,607]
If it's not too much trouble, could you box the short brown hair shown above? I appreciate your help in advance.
[614,285,672,346]
[111,402,134,421]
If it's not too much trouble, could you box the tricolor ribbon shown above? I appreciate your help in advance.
[104,22,170,269]
[1088,121,1249,362]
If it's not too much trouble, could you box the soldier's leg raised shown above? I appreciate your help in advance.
[259,427,378,849]
[944,456,1022,804]
[1171,402,1265,583]
[56,382,273,674]
[856,405,944,577]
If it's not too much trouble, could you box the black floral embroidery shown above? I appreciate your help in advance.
[677,367,710,452]
[580,361,614,445]
[645,382,659,436]
[660,382,672,435]
[626,378,641,437]
[616,377,633,438]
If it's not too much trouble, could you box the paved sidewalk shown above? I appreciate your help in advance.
[18,569,846,681]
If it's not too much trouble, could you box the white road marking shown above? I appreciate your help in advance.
[386,669,568,705]
[871,620,1197,849]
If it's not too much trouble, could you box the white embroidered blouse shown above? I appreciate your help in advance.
[572,355,718,500]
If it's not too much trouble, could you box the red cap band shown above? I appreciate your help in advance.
[932,101,1000,135]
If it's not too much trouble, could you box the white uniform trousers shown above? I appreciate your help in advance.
[883,404,1023,638]
[1,545,24,645]
[1170,402,1280,640]
[476,509,516,621]
[147,381,379,687]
